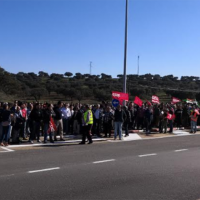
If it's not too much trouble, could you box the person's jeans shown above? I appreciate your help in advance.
[44,123,53,141]
[114,122,123,139]
[191,120,197,132]
[0,125,10,143]
[62,118,69,134]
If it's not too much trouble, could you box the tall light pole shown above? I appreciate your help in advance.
[90,61,92,75]
[137,55,140,75]
[123,0,128,105]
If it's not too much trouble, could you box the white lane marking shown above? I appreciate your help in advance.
[28,167,60,174]
[1,147,15,152]
[175,149,188,152]
[0,174,14,178]
[138,153,157,157]
[93,159,115,164]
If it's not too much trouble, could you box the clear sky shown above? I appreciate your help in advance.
[0,0,200,78]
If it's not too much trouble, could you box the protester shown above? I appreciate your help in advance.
[0,103,12,146]
[103,106,114,138]
[189,105,198,133]
[79,105,93,144]
[72,106,82,135]
[53,101,65,141]
[29,103,43,143]
[144,104,153,135]
[92,104,102,137]
[123,106,131,137]
[114,105,126,140]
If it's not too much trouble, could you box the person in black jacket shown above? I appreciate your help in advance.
[114,105,126,140]
[72,106,82,135]
[29,103,43,143]
[123,106,131,137]
[103,106,114,138]
[1,103,12,146]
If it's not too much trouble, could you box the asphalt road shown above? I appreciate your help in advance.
[1,135,200,200]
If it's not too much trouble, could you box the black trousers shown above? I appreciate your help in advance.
[81,125,93,143]
[104,122,112,137]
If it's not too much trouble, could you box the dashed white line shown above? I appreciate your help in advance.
[93,159,115,164]
[174,149,188,152]
[28,167,60,174]
[0,174,15,178]
[138,153,157,157]
[1,147,15,152]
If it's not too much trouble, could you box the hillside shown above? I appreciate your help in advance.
[0,67,200,103]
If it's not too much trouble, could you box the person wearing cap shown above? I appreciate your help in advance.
[79,105,93,144]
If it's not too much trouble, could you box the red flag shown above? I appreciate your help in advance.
[146,100,152,106]
[195,109,200,115]
[171,97,181,104]
[112,91,129,101]
[152,95,160,104]
[167,113,175,120]
[134,96,143,107]
[48,117,57,133]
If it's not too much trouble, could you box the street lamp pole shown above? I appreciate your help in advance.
[123,0,128,105]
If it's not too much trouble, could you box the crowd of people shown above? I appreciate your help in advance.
[0,100,199,146]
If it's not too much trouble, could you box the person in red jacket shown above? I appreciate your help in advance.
[190,105,199,133]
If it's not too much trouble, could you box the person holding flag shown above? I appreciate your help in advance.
[43,103,56,143]
[167,108,175,133]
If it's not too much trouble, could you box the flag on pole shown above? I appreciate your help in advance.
[171,97,181,104]
[195,109,200,115]
[134,96,143,107]
[167,113,175,120]
[146,100,152,106]
[152,95,160,104]
[48,117,57,134]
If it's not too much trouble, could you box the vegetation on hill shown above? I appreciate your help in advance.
[0,66,200,103]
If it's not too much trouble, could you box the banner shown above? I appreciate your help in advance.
[134,96,143,107]
[146,100,152,106]
[152,95,160,104]
[183,98,198,105]
[48,117,57,133]
[167,113,175,120]
[112,91,129,101]
[171,97,181,104]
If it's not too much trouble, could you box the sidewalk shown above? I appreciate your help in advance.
[7,127,200,148]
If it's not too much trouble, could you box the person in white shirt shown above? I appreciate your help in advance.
[68,105,74,134]
[61,104,70,134]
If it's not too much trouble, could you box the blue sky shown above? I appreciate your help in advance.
[0,0,200,78]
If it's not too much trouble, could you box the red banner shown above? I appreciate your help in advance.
[167,113,175,120]
[134,96,143,107]
[112,91,129,101]
[48,117,57,133]
[152,95,160,104]
[171,97,181,104]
